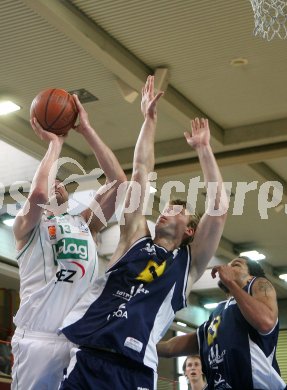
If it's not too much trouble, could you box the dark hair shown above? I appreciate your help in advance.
[238,256,266,277]
[169,199,201,245]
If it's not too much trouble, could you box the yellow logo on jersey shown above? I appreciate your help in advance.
[207,315,221,346]
[136,260,166,283]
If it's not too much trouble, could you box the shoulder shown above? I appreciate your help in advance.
[64,213,83,224]
[176,244,190,258]
[108,235,152,270]
[251,277,276,293]
[250,277,277,305]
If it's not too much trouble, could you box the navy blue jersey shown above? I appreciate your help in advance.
[197,277,286,390]
[61,236,191,371]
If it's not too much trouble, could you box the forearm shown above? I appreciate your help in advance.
[82,126,126,183]
[157,333,199,358]
[228,282,276,333]
[197,144,228,212]
[133,117,157,174]
[190,145,228,282]
[30,140,62,197]
[14,139,63,243]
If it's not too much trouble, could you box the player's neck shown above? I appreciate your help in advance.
[45,207,68,217]
[154,235,181,252]
[238,275,253,289]
[190,379,207,390]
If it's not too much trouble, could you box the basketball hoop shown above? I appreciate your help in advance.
[249,0,287,40]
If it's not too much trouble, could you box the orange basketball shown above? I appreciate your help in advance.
[30,88,78,135]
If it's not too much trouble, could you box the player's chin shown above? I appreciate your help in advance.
[56,195,68,206]
[218,280,230,293]
[48,195,64,207]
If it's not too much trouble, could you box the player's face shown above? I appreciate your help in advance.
[51,180,69,205]
[155,204,190,240]
[185,357,203,383]
[228,258,250,282]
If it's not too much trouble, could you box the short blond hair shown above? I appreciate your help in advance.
[169,199,201,245]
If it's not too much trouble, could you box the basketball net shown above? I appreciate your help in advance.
[249,0,287,40]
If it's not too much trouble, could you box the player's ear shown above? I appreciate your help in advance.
[185,227,194,237]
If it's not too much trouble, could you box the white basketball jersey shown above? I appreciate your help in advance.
[14,213,98,332]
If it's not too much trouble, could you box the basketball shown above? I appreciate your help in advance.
[30,88,78,135]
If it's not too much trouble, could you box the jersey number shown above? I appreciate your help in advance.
[59,224,71,234]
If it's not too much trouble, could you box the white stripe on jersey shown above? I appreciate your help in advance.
[182,245,191,306]
[249,336,286,390]
[143,284,176,370]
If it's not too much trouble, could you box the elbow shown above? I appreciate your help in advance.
[215,200,229,218]
[257,316,277,334]
[206,208,228,223]
[108,172,127,190]
[156,342,172,358]
[220,198,229,217]
[117,172,127,185]
[207,194,229,219]
[210,190,230,217]
[29,188,48,205]
[220,208,228,221]
[131,164,148,183]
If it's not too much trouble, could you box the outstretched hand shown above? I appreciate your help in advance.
[141,75,164,120]
[72,94,91,134]
[184,118,210,149]
[30,117,66,145]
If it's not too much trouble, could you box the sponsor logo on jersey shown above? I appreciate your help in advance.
[48,225,56,240]
[113,284,149,301]
[208,343,226,367]
[55,269,77,283]
[140,243,156,255]
[214,373,232,388]
[107,303,128,321]
[136,260,166,282]
[79,221,89,234]
[124,337,143,353]
[52,238,88,262]
[207,315,221,346]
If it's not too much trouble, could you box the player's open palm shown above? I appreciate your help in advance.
[184,118,210,149]
[141,75,164,120]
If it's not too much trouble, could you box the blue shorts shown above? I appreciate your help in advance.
[60,347,157,390]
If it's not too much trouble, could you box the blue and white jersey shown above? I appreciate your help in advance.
[61,236,191,371]
[14,213,98,332]
[197,277,286,390]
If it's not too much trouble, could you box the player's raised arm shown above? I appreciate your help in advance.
[124,76,163,224]
[13,119,66,250]
[186,119,228,285]
[109,76,163,264]
[72,94,126,234]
